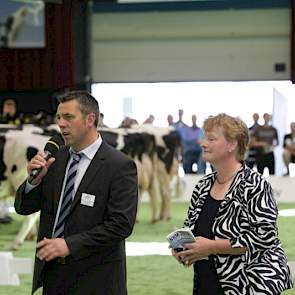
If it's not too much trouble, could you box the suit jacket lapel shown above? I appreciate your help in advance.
[70,141,108,211]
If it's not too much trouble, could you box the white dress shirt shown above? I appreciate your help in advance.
[25,136,102,237]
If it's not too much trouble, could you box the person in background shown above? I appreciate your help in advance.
[119,116,138,128]
[98,112,108,128]
[173,109,188,164]
[174,109,187,129]
[249,113,260,131]
[143,114,154,124]
[171,113,292,295]
[251,113,278,175]
[246,113,261,168]
[15,91,138,295]
[0,98,21,125]
[32,111,55,126]
[282,122,295,176]
[167,114,174,126]
[181,115,205,174]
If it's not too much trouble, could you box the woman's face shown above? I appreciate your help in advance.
[201,127,236,165]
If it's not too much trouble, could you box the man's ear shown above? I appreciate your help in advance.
[86,113,96,127]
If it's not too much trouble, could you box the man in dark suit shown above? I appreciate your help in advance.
[15,91,138,295]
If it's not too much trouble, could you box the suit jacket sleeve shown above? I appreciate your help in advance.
[15,181,43,215]
[65,158,138,260]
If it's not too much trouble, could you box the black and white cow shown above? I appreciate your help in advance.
[0,125,59,250]
[0,124,180,250]
[99,125,181,223]
[131,124,181,222]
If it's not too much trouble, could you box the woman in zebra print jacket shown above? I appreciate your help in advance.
[173,113,293,295]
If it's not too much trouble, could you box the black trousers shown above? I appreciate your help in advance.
[42,258,127,295]
[256,152,275,175]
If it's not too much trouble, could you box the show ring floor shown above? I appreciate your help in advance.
[125,242,295,279]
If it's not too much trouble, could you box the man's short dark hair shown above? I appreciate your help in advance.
[58,91,100,127]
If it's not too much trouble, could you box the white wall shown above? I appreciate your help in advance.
[91,8,290,82]
[180,174,295,203]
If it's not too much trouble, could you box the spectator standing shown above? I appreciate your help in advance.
[167,114,174,126]
[173,109,188,164]
[119,116,138,128]
[98,112,108,128]
[252,113,278,175]
[282,122,295,175]
[143,114,154,124]
[182,115,205,174]
[246,113,261,168]
[174,109,187,129]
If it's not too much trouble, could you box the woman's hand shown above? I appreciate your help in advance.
[171,248,184,265]
[175,236,216,267]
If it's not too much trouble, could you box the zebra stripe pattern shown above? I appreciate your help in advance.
[53,153,82,238]
[184,165,293,295]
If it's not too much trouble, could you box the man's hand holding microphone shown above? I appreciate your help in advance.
[27,134,63,185]
[26,134,70,261]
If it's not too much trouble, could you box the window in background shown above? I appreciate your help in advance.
[92,81,294,130]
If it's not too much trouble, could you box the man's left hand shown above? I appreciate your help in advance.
[36,238,70,261]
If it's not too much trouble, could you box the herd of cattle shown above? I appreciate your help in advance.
[0,123,182,250]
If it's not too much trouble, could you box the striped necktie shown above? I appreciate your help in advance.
[53,152,82,238]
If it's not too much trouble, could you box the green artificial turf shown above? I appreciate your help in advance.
[277,203,295,261]
[0,202,294,294]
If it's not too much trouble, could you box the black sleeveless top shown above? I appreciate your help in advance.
[192,194,224,295]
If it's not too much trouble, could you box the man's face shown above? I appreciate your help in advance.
[167,115,173,124]
[56,100,89,152]
[263,113,271,124]
[192,115,197,124]
[253,113,259,123]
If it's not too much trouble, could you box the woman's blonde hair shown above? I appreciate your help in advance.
[203,113,249,161]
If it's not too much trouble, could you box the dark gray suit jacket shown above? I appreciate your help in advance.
[15,141,138,294]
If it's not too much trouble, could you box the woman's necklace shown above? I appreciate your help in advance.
[216,172,237,185]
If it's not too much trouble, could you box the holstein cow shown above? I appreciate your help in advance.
[131,124,181,222]
[0,125,61,250]
[0,124,180,250]
[99,125,181,223]
[98,127,157,222]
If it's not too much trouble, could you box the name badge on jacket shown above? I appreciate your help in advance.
[81,193,96,207]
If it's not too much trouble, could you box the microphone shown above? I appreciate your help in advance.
[28,134,64,183]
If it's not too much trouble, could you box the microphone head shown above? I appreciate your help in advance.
[44,134,64,156]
